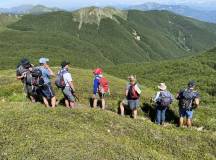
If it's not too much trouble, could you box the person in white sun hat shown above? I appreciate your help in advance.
[153,83,174,125]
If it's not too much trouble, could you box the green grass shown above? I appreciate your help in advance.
[0,66,215,159]
[0,102,215,160]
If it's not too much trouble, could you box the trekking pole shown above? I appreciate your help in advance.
[71,91,79,102]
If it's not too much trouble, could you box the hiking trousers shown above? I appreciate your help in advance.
[156,106,167,125]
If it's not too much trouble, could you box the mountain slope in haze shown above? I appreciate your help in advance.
[0,5,61,15]
[128,2,216,23]
[1,8,216,69]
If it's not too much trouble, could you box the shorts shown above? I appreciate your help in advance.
[179,108,193,119]
[95,92,107,99]
[24,84,38,96]
[40,83,55,99]
[63,87,75,102]
[128,99,140,110]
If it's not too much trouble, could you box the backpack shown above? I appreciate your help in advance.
[99,77,109,94]
[158,91,172,107]
[55,70,67,89]
[128,83,140,100]
[179,89,194,109]
[31,68,44,87]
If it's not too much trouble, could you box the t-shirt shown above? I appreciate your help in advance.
[39,66,51,84]
[63,72,73,87]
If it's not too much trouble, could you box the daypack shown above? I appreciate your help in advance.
[158,91,172,107]
[55,70,67,89]
[128,84,140,100]
[179,89,194,109]
[99,77,109,94]
[31,68,44,87]
[16,64,33,84]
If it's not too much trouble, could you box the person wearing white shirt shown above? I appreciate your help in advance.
[60,61,76,108]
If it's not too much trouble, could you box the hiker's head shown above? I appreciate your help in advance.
[61,60,70,69]
[21,58,31,69]
[188,80,196,89]
[128,75,136,83]
[158,83,167,91]
[39,57,49,66]
[93,68,103,75]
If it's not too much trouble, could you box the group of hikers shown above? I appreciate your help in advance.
[16,57,200,127]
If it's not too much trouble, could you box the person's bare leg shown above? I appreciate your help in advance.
[65,99,70,108]
[187,119,192,127]
[101,99,105,110]
[30,96,36,103]
[70,101,75,109]
[133,109,138,119]
[119,102,125,116]
[179,117,184,127]
[43,97,49,108]
[51,96,56,108]
[93,99,98,108]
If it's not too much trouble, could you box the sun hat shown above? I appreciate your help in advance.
[128,75,136,81]
[158,83,167,91]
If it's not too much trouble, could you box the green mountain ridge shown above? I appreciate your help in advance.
[1,9,216,69]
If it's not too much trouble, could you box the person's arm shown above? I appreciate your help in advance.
[44,64,54,76]
[69,81,75,92]
[194,98,200,108]
[153,92,160,102]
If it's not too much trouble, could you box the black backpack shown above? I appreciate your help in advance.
[31,68,44,87]
[179,89,194,109]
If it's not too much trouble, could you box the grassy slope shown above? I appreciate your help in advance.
[104,49,216,130]
[0,67,215,159]
[1,10,216,69]
[0,102,215,160]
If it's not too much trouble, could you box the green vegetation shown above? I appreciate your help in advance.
[1,9,216,69]
[0,55,215,159]
[104,48,216,130]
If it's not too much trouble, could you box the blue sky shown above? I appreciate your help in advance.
[0,0,216,9]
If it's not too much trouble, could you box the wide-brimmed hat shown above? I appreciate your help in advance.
[39,57,49,64]
[158,83,167,90]
[61,60,70,68]
[128,75,136,81]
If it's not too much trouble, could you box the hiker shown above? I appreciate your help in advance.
[120,75,141,119]
[92,68,110,110]
[176,80,200,127]
[16,58,37,102]
[56,61,76,108]
[153,83,174,125]
[38,57,56,108]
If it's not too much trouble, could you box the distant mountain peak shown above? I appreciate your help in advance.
[72,7,127,29]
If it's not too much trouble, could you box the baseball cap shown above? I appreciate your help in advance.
[188,80,196,88]
[39,57,49,64]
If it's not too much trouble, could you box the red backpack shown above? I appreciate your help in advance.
[99,77,109,94]
[128,84,139,99]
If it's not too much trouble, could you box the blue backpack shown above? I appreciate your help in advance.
[158,91,173,107]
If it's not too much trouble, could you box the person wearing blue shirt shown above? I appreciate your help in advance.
[92,68,106,109]
[39,57,56,108]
